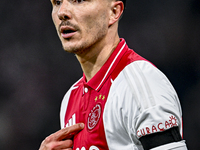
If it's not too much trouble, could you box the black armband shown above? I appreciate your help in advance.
[139,126,182,150]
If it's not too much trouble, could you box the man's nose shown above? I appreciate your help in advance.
[57,1,72,20]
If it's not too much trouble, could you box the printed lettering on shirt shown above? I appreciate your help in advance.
[76,145,99,150]
[137,115,178,138]
[88,104,101,130]
[65,113,76,127]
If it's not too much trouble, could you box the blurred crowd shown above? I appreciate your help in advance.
[0,0,199,149]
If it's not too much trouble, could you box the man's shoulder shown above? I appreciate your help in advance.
[112,59,168,89]
[110,59,176,103]
[111,48,152,80]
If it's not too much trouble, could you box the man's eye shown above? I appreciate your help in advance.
[73,0,85,3]
[54,0,61,5]
[77,0,84,2]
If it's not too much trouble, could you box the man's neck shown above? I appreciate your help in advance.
[76,35,120,82]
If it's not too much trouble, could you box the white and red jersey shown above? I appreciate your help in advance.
[60,39,184,150]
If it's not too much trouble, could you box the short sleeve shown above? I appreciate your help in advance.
[126,61,182,139]
[103,60,183,149]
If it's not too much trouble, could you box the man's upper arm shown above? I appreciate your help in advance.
[150,141,187,150]
[124,61,187,149]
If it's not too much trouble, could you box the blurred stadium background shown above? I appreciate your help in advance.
[0,0,199,149]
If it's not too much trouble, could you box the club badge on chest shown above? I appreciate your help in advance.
[87,104,102,130]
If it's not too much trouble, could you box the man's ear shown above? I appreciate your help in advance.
[109,1,124,26]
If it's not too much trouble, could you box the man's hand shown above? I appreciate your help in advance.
[39,123,84,150]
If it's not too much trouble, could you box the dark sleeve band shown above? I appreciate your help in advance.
[139,126,182,150]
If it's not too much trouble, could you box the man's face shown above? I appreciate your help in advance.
[51,0,112,54]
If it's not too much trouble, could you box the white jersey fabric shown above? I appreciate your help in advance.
[60,39,187,150]
[104,60,185,149]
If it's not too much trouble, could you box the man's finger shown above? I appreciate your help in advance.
[55,123,85,140]
[51,140,73,149]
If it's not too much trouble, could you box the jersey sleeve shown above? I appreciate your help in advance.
[103,60,184,149]
[60,77,83,128]
[60,90,71,129]
[127,61,183,138]
[150,141,187,150]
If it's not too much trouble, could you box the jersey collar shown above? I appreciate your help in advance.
[82,38,128,91]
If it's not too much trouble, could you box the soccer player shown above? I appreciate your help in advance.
[39,0,187,149]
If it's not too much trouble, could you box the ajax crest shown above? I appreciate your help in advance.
[88,104,101,130]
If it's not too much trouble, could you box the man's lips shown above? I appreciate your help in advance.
[60,26,77,39]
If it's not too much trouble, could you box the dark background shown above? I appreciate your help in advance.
[0,0,199,149]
